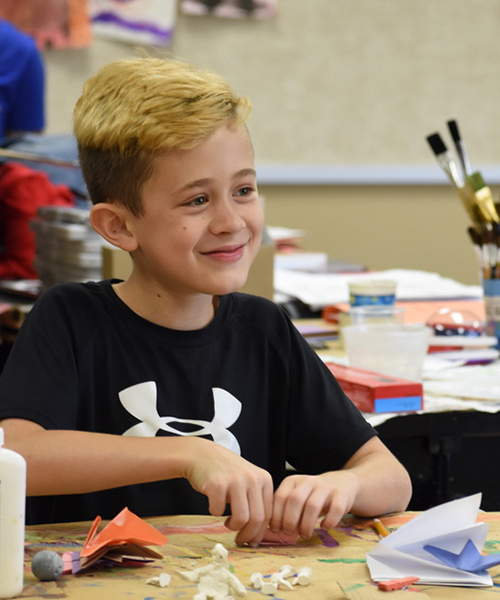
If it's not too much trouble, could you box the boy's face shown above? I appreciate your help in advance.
[127,121,264,297]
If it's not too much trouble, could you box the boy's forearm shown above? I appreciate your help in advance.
[340,437,412,517]
[2,421,198,496]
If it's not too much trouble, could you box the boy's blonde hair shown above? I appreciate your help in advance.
[74,57,252,216]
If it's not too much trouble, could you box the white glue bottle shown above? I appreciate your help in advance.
[0,427,26,598]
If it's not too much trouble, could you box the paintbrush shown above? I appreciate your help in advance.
[466,171,500,224]
[447,119,472,179]
[426,132,464,187]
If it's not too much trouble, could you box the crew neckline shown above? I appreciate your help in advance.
[98,279,232,347]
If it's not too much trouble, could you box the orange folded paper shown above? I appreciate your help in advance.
[80,507,168,567]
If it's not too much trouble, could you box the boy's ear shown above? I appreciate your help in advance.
[90,203,138,252]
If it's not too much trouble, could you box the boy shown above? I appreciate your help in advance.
[0,57,411,546]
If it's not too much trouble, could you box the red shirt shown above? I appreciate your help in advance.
[0,162,74,279]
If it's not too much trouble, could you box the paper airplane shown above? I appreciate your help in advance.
[366,494,499,587]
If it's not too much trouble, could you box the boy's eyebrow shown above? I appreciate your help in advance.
[181,168,257,191]
[234,168,257,179]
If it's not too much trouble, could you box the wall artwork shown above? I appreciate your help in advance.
[180,0,277,19]
[0,0,92,49]
[88,0,177,46]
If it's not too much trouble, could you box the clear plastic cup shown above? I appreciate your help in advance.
[342,322,432,382]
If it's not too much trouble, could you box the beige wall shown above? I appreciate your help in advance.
[43,0,500,167]
[42,33,485,285]
[43,38,136,133]
[260,183,485,286]
[40,1,497,287]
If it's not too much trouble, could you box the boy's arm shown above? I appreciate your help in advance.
[0,418,274,544]
[270,436,412,540]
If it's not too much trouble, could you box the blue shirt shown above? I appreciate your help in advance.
[0,19,45,140]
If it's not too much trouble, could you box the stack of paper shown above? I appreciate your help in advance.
[274,269,482,310]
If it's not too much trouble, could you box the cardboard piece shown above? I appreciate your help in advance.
[101,246,133,281]
[366,494,499,587]
[239,243,274,300]
[326,362,423,413]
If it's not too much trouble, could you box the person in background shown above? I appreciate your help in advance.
[0,18,45,141]
[0,18,46,373]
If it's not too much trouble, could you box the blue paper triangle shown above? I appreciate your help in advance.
[424,540,500,573]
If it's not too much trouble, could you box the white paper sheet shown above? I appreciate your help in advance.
[274,269,482,309]
[366,494,494,587]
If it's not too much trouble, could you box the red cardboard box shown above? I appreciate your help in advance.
[326,362,423,414]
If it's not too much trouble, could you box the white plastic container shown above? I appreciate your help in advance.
[348,279,397,307]
[0,428,26,598]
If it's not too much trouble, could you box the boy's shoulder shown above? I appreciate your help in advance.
[38,278,107,299]
[231,291,285,316]
[33,279,113,317]
[229,292,293,335]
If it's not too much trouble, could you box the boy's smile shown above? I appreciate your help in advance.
[117,121,263,323]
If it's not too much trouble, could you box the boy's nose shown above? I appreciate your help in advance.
[210,200,246,234]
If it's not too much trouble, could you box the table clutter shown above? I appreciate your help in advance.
[21,499,500,599]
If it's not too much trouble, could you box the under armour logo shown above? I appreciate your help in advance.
[119,381,242,455]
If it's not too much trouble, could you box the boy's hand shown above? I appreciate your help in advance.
[269,471,359,540]
[185,439,274,546]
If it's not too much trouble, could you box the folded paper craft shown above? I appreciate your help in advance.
[424,539,500,573]
[366,494,500,587]
[63,507,168,572]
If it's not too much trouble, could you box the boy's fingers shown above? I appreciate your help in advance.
[234,480,273,546]
[296,487,329,538]
[224,485,250,533]
[271,476,309,534]
[207,488,229,518]
[269,490,286,533]
[319,495,347,531]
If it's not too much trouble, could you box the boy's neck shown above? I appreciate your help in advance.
[111,280,220,331]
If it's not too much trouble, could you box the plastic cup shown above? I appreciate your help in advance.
[342,323,432,382]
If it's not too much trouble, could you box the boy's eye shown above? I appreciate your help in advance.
[237,186,253,197]
[187,196,208,207]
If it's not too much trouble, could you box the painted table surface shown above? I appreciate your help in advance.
[22,512,500,599]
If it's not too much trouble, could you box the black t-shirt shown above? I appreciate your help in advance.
[0,280,376,524]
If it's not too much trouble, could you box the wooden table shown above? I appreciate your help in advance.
[22,512,500,599]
